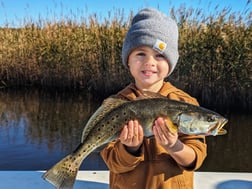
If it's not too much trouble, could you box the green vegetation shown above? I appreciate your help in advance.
[0,6,251,111]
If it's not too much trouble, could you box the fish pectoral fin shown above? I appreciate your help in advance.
[164,117,178,134]
[137,91,166,99]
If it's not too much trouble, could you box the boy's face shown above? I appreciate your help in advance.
[128,46,169,91]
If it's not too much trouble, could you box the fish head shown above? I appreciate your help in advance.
[178,111,228,136]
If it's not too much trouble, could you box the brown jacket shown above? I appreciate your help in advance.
[100,82,207,189]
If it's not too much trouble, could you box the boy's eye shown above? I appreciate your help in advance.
[136,52,145,56]
[156,54,165,58]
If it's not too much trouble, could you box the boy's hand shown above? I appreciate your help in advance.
[119,120,144,154]
[153,117,178,149]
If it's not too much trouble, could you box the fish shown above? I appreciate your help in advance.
[42,94,228,189]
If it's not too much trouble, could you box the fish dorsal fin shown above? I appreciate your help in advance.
[81,97,128,142]
[136,90,166,100]
[104,97,128,107]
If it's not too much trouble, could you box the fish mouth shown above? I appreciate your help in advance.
[218,118,228,135]
[209,118,228,135]
[218,118,228,129]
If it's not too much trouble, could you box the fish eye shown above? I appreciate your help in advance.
[207,116,215,122]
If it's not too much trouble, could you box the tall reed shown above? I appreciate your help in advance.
[0,6,251,111]
[169,6,251,111]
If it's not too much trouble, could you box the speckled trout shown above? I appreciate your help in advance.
[43,95,228,188]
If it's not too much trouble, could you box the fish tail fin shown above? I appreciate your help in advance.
[42,154,80,189]
[165,117,178,134]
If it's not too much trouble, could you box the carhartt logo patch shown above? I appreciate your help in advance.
[153,39,167,53]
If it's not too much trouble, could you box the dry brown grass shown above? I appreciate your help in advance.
[0,6,251,110]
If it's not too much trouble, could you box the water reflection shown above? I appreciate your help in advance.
[0,90,101,170]
[201,113,252,172]
[0,90,251,171]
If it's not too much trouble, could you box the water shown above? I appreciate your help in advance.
[0,90,251,171]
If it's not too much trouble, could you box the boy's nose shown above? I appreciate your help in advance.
[144,55,156,66]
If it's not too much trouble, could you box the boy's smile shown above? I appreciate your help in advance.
[141,69,157,76]
[128,46,170,92]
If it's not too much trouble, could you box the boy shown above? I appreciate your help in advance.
[100,8,207,189]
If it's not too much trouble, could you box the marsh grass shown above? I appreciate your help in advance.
[0,6,251,111]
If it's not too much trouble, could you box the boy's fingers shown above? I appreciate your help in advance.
[133,120,139,138]
[120,125,128,141]
[126,120,133,139]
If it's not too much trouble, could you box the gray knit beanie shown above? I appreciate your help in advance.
[122,8,179,76]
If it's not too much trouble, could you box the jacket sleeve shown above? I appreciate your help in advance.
[179,134,207,171]
[100,139,144,174]
[168,87,207,170]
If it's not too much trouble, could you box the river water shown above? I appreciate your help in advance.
[0,90,251,172]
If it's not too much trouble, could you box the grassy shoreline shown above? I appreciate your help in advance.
[0,6,251,111]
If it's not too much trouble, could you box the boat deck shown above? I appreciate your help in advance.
[0,171,251,189]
